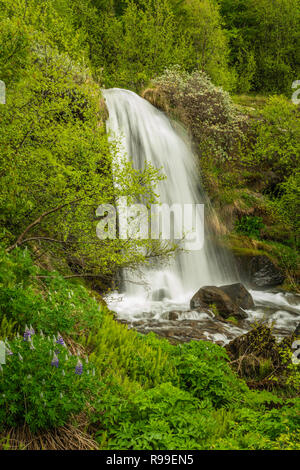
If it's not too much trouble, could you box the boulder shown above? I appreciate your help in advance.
[168,311,179,321]
[235,254,285,288]
[190,285,247,320]
[219,283,255,310]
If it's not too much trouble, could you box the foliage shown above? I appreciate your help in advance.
[0,331,99,432]
[267,173,300,245]
[250,96,300,176]
[0,0,172,281]
[219,0,300,94]
[0,247,104,336]
[181,0,234,89]
[83,318,178,387]
[235,215,265,239]
[172,341,247,407]
[153,66,247,162]
[92,381,216,450]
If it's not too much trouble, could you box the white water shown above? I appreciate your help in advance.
[102,88,299,341]
[103,88,235,305]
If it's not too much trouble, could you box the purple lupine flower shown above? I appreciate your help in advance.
[23,325,31,341]
[75,359,83,375]
[51,353,59,368]
[29,325,35,335]
[56,334,65,346]
[23,325,35,341]
[6,348,13,356]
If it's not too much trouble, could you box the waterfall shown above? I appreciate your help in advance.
[103,88,237,318]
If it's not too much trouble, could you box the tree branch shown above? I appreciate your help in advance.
[6,196,87,252]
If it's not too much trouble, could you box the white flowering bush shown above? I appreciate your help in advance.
[153,66,248,162]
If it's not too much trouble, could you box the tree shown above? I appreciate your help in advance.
[219,0,300,94]
[0,0,173,284]
[182,0,233,89]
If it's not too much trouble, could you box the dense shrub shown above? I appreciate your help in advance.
[172,341,247,407]
[91,381,216,450]
[251,96,300,176]
[0,247,104,336]
[0,331,99,432]
[235,215,265,239]
[152,67,247,162]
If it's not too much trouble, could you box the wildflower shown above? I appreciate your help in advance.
[23,325,31,341]
[56,334,65,346]
[0,365,3,374]
[40,330,44,337]
[18,353,23,361]
[51,353,59,368]
[62,369,65,377]
[29,325,35,335]
[6,347,13,356]
[29,340,35,351]
[60,393,63,399]
[75,359,83,375]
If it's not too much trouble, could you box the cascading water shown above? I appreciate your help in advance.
[102,89,236,309]
[102,88,299,341]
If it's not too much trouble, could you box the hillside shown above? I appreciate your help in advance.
[0,0,299,452]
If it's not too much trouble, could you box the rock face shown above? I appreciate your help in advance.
[294,323,300,337]
[219,283,255,310]
[190,284,248,320]
[235,254,285,288]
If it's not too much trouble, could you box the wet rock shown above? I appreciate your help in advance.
[226,325,279,363]
[123,317,244,345]
[168,311,179,321]
[152,288,170,301]
[190,285,247,320]
[219,283,255,310]
[236,254,285,288]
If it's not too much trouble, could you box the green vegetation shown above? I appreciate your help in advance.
[1,248,299,450]
[235,216,265,239]
[0,0,299,451]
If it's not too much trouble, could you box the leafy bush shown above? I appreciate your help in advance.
[0,247,104,336]
[152,66,247,162]
[172,341,247,407]
[0,330,99,432]
[252,96,300,176]
[235,215,265,239]
[92,381,216,450]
